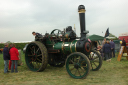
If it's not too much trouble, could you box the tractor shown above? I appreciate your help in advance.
[25,5,102,79]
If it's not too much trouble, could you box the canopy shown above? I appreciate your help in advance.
[106,33,117,39]
[87,34,106,41]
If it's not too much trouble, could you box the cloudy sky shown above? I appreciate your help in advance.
[0,0,128,43]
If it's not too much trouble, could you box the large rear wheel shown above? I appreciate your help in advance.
[25,41,48,72]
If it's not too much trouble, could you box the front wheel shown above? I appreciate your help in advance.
[65,52,91,79]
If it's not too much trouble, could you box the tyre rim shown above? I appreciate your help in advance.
[66,54,89,79]
[89,51,101,70]
[25,43,43,71]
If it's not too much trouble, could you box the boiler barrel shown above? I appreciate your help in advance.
[53,39,91,55]
[53,40,77,54]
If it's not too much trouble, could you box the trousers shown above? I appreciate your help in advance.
[11,60,18,73]
[4,60,9,73]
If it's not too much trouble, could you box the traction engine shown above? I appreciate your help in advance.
[25,5,102,79]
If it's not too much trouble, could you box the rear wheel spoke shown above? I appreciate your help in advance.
[74,69,78,75]
[70,67,75,71]
[93,62,98,67]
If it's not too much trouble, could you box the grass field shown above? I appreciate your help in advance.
[0,52,128,85]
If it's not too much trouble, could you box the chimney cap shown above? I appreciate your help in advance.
[78,5,85,11]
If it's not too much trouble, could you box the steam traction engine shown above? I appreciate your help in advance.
[25,5,102,79]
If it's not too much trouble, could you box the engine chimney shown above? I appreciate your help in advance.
[78,5,88,38]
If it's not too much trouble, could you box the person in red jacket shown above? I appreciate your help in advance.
[9,44,19,73]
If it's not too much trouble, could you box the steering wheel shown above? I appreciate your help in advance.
[50,29,62,36]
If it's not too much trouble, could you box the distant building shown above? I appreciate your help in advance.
[14,41,32,43]
[119,32,128,47]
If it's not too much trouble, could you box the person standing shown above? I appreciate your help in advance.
[97,45,104,60]
[102,38,106,46]
[9,43,13,70]
[103,41,111,61]
[121,38,126,47]
[3,43,10,73]
[102,38,106,60]
[9,44,19,73]
[110,39,115,58]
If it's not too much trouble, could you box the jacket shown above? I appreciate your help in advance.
[3,47,10,60]
[110,41,115,49]
[35,33,42,41]
[103,43,111,53]
[9,47,19,60]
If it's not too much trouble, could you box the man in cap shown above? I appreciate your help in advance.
[3,43,10,73]
[32,31,43,41]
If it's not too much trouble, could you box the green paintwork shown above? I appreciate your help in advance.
[46,36,54,48]
[53,40,77,54]
[70,40,77,53]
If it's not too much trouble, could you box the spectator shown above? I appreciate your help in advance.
[102,38,106,46]
[9,43,13,70]
[94,41,97,49]
[121,38,126,47]
[3,43,10,73]
[18,49,23,66]
[9,43,13,50]
[101,38,106,60]
[110,39,115,58]
[103,41,111,62]
[9,44,19,73]
[97,45,104,60]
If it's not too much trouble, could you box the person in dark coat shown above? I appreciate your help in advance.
[103,41,111,62]
[3,43,10,73]
[110,39,115,58]
[121,38,126,47]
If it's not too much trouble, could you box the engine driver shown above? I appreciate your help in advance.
[32,31,42,41]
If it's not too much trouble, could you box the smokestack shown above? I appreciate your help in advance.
[78,5,88,38]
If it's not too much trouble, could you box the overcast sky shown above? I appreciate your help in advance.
[0,0,128,43]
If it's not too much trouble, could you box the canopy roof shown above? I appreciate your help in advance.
[87,34,106,41]
[106,33,117,39]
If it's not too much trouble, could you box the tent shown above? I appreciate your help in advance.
[87,34,107,46]
[87,34,106,41]
[106,33,117,39]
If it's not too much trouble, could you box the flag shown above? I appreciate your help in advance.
[105,28,109,37]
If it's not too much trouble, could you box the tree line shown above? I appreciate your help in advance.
[0,43,29,50]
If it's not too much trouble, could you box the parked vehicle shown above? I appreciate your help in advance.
[23,44,28,53]
[119,33,128,47]
[0,48,3,54]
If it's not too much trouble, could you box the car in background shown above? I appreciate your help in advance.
[0,48,3,54]
[23,44,28,53]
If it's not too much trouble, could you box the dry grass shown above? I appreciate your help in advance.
[0,52,128,85]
